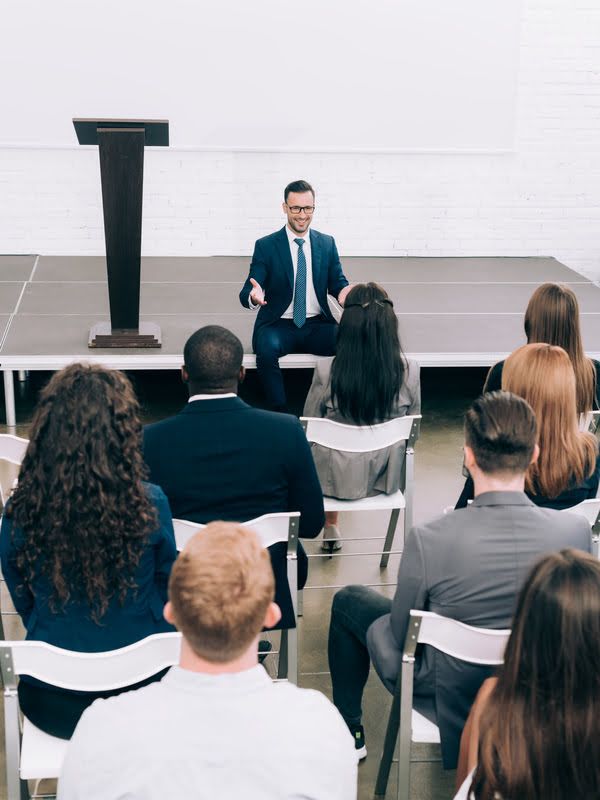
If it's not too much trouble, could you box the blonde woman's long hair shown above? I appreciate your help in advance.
[524,282,596,415]
[502,343,597,498]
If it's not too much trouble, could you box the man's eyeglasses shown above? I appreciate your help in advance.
[286,205,315,215]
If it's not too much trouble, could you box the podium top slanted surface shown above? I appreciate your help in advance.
[72,119,169,146]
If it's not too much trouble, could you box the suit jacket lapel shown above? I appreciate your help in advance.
[310,229,322,292]
[275,227,294,289]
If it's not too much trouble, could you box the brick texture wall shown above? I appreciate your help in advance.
[1,0,599,281]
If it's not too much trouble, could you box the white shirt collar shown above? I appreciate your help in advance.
[286,225,310,246]
[188,393,236,402]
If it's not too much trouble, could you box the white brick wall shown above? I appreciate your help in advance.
[1,0,600,280]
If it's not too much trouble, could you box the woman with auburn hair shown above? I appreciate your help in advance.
[303,282,420,551]
[485,282,599,414]
[455,548,600,799]
[0,363,177,739]
[456,343,599,508]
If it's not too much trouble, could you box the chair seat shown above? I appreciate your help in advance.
[323,490,406,513]
[20,718,68,780]
[411,709,441,744]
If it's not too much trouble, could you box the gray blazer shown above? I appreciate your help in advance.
[303,357,420,499]
[366,491,592,768]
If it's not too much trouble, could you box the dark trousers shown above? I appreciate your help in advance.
[255,316,337,411]
[18,668,168,739]
[328,584,392,726]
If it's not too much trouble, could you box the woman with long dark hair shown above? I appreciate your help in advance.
[485,282,599,414]
[0,363,177,739]
[455,548,600,799]
[303,282,420,550]
[456,343,599,509]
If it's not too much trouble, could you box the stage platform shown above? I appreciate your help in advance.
[1,253,599,427]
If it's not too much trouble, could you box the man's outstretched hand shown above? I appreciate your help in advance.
[250,278,267,306]
[337,284,353,307]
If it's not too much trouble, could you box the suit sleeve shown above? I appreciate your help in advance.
[389,527,428,648]
[326,238,349,300]
[0,514,34,627]
[149,486,178,601]
[286,419,325,539]
[483,362,503,393]
[303,361,330,418]
[239,238,269,309]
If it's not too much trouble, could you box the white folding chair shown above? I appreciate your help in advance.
[0,632,182,800]
[300,416,421,567]
[0,435,28,508]
[565,498,600,557]
[172,512,300,684]
[0,435,29,642]
[374,610,509,800]
[581,409,600,435]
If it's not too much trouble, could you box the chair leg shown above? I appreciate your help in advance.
[374,691,401,798]
[380,509,400,569]
[277,629,289,680]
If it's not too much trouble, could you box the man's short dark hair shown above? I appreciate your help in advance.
[464,391,537,475]
[284,180,315,202]
[183,325,243,388]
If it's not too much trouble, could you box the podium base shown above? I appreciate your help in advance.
[88,322,162,349]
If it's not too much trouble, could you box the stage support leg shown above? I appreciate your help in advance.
[3,371,16,430]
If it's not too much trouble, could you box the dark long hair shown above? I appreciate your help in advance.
[471,549,600,799]
[8,363,157,622]
[330,283,405,425]
[524,282,596,415]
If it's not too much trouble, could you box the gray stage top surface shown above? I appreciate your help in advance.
[1,254,599,369]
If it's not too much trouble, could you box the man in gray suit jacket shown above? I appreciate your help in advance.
[328,391,592,767]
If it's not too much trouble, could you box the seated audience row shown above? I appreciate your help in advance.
[328,391,592,766]
[454,548,600,800]
[303,282,420,551]
[58,523,358,799]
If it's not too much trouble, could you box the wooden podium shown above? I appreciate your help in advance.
[73,118,169,348]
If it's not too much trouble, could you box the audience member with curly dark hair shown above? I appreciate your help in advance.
[0,363,178,739]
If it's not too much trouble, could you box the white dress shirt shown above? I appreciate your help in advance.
[188,393,236,402]
[248,226,322,318]
[281,226,322,319]
[58,665,358,800]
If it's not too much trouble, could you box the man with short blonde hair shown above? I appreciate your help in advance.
[59,523,357,800]
[168,522,277,663]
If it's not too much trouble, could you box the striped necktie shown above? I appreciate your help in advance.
[293,238,307,328]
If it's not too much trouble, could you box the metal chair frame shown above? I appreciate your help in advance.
[374,610,509,800]
[300,416,421,568]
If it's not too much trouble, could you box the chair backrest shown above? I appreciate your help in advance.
[172,511,300,553]
[0,435,28,507]
[404,610,509,665]
[566,498,600,529]
[581,409,600,435]
[0,632,182,693]
[300,415,421,453]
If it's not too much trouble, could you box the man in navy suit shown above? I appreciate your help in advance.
[143,325,325,630]
[239,179,351,411]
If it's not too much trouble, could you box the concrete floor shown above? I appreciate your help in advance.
[0,365,487,799]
